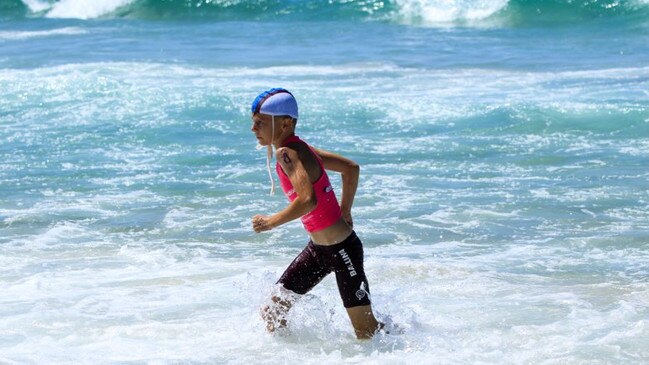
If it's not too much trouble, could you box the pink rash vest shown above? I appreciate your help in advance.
[276,135,342,232]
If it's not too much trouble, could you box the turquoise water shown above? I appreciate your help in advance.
[1,1,649,364]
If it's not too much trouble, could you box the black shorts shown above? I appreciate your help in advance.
[277,231,372,308]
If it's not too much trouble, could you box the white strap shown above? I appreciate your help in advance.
[266,115,276,195]
[266,144,275,195]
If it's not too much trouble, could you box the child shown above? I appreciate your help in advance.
[250,88,383,339]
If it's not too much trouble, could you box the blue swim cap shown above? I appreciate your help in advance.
[251,88,298,119]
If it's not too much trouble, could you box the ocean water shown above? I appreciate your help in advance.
[1,0,649,364]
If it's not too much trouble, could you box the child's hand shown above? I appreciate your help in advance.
[252,214,273,233]
[342,210,353,229]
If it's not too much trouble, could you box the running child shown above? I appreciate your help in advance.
[249,88,383,339]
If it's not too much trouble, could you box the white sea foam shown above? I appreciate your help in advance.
[394,0,510,25]
[2,224,648,364]
[620,140,649,156]
[2,60,649,363]
[4,62,649,115]
[20,0,50,12]
[0,27,87,41]
[35,0,136,19]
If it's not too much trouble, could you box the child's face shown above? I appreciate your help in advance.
[251,113,274,146]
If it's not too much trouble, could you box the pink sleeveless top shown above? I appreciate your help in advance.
[276,135,342,232]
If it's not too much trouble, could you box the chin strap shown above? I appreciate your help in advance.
[266,146,275,195]
[265,115,276,195]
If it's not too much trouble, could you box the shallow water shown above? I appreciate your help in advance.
[1,1,649,364]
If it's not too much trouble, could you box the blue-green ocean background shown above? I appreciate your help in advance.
[1,1,648,364]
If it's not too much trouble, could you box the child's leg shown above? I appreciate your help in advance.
[261,241,329,332]
[331,232,383,339]
[345,305,383,339]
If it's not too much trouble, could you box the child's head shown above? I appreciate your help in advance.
[251,88,298,121]
[250,88,298,146]
[250,88,299,195]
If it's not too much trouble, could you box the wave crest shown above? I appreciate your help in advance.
[10,0,649,27]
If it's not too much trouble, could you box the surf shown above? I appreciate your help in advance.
[5,0,649,28]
